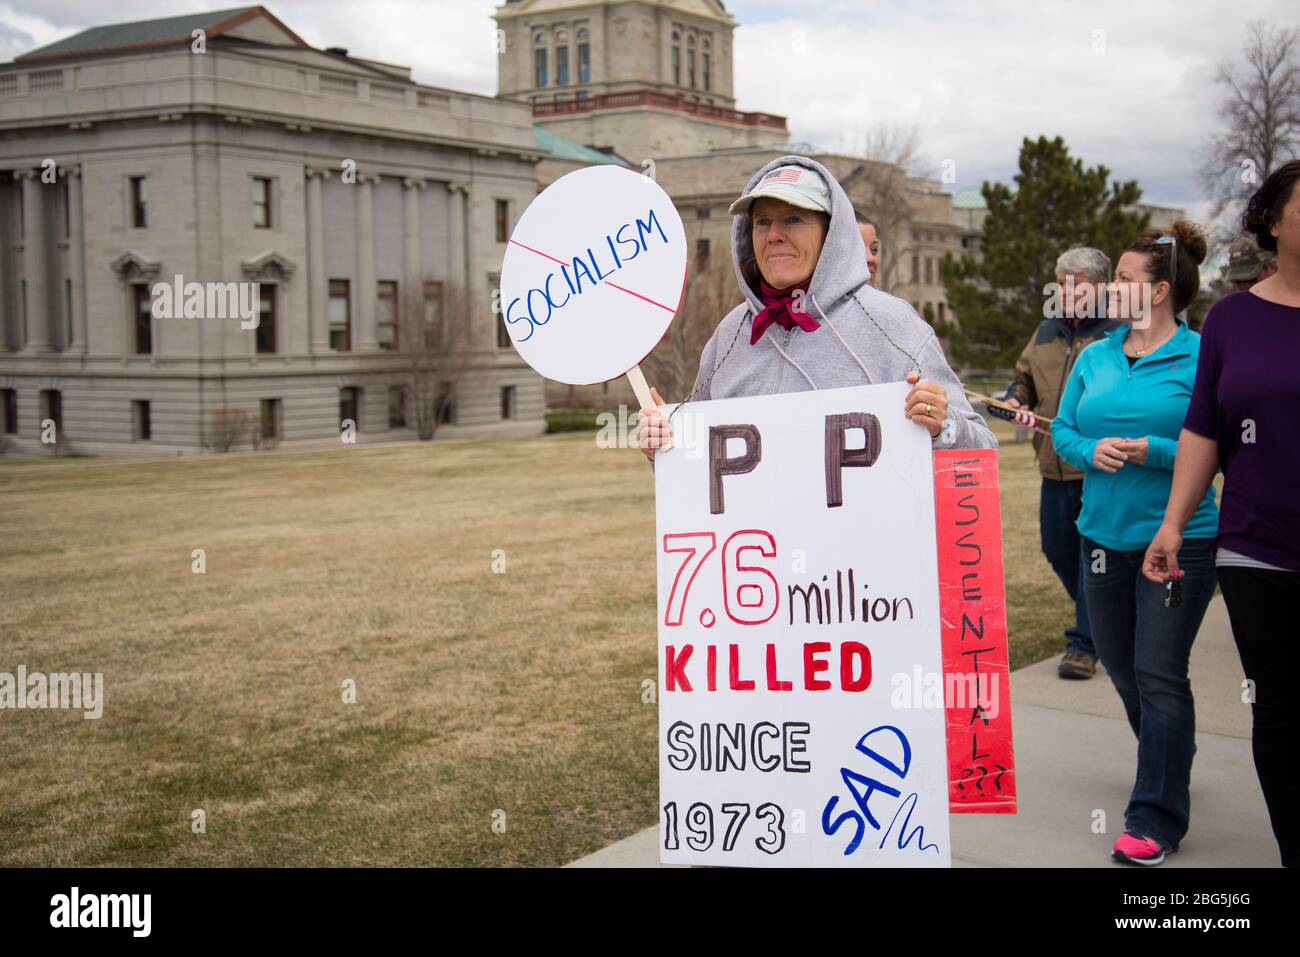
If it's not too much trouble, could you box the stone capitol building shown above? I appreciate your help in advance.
[0,0,1003,455]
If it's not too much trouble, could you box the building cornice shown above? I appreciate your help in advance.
[532,88,784,132]
[0,104,547,166]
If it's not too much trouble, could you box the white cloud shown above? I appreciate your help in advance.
[4,0,1293,209]
[728,0,1289,208]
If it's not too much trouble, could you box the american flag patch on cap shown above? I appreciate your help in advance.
[761,167,804,185]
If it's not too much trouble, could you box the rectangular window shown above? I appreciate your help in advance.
[924,257,933,284]
[377,280,398,350]
[495,199,510,243]
[0,389,16,434]
[703,53,711,91]
[423,281,442,349]
[500,385,516,420]
[672,47,680,86]
[437,382,455,425]
[937,302,946,323]
[578,43,590,83]
[132,400,151,441]
[696,238,710,266]
[388,385,407,428]
[129,176,147,228]
[39,389,62,431]
[256,284,276,354]
[253,177,272,229]
[260,398,281,440]
[339,387,361,431]
[534,48,548,87]
[65,278,73,347]
[911,255,920,283]
[556,46,569,85]
[688,50,695,88]
[329,279,351,351]
[132,284,152,354]
[490,272,509,349]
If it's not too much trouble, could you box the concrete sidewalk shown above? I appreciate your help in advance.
[569,596,1280,868]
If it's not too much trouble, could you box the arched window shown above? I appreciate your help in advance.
[533,32,545,46]
[556,29,568,42]
[577,27,589,39]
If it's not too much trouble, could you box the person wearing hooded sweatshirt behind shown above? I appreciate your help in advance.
[637,156,996,462]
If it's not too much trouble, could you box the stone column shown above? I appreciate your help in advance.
[355,174,379,351]
[305,167,329,352]
[16,169,51,353]
[445,181,472,342]
[402,178,426,349]
[66,165,87,354]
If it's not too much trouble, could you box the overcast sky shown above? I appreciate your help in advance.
[2,0,1293,219]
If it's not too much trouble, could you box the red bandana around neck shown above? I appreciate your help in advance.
[750,278,820,345]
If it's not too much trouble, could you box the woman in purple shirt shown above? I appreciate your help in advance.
[1144,159,1300,868]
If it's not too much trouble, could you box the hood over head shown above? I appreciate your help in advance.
[730,155,871,317]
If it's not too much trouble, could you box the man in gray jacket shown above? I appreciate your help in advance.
[638,155,996,458]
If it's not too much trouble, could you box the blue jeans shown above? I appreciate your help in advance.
[1040,478,1094,658]
[1082,536,1217,850]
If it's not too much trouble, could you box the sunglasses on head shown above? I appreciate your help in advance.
[1155,234,1176,299]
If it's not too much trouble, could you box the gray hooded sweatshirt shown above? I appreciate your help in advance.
[681,154,996,452]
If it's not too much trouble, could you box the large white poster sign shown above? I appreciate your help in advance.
[654,383,951,867]
[499,165,687,386]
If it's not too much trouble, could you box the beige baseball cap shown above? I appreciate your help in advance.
[729,164,831,216]
[1225,234,1274,282]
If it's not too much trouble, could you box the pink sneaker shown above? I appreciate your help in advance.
[1112,831,1167,866]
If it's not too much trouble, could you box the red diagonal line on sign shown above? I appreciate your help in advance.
[509,239,568,268]
[509,238,676,314]
[604,281,675,314]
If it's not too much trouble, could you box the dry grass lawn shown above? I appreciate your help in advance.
[0,417,1071,866]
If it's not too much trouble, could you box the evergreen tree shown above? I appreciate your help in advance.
[938,136,1149,369]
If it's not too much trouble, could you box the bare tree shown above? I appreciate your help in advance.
[1200,21,1300,238]
[207,408,253,453]
[396,277,477,440]
[837,123,929,293]
[641,226,741,405]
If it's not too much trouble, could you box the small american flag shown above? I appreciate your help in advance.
[761,167,803,185]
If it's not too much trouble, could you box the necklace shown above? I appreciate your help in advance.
[1126,326,1175,357]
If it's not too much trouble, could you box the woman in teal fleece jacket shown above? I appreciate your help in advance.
[1051,220,1218,867]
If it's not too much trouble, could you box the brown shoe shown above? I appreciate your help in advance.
[1058,651,1096,680]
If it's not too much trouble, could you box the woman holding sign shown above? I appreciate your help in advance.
[636,157,996,459]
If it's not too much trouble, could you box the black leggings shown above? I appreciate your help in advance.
[1217,565,1300,867]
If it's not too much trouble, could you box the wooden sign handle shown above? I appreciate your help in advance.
[625,364,655,410]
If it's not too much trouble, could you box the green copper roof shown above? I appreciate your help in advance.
[951,186,987,209]
[534,124,627,166]
[18,7,258,60]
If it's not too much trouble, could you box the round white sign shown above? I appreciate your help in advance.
[499,165,687,385]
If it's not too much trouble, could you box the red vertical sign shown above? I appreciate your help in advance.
[934,450,1016,813]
